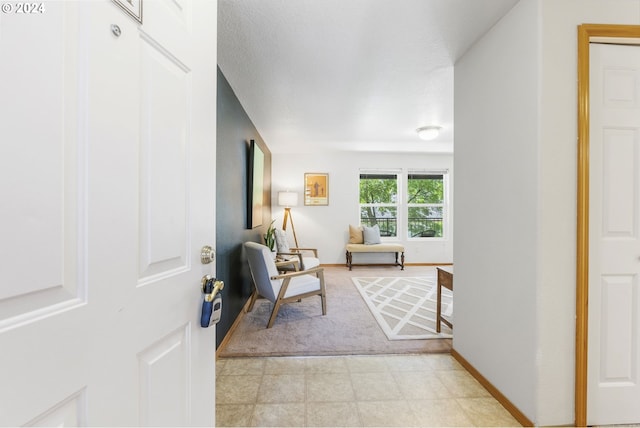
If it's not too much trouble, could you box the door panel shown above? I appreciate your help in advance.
[0,2,83,325]
[0,1,217,425]
[599,275,636,382]
[25,389,88,427]
[0,4,90,425]
[602,129,637,237]
[138,325,190,427]
[139,36,190,281]
[589,42,640,425]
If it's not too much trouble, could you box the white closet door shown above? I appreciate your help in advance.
[588,41,640,426]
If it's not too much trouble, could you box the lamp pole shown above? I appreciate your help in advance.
[282,207,299,248]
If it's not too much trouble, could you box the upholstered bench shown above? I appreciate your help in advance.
[345,243,405,270]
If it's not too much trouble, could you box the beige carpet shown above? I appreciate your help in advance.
[353,276,453,340]
[217,266,451,357]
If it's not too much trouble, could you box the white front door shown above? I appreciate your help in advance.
[0,1,218,425]
[588,41,640,426]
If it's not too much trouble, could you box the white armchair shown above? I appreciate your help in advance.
[244,242,327,328]
[274,228,320,270]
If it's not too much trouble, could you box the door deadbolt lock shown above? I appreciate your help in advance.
[201,245,215,264]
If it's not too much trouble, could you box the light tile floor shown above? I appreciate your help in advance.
[216,353,521,427]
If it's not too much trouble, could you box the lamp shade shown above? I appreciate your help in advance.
[278,191,298,207]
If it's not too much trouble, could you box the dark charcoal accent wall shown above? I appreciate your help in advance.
[216,67,272,348]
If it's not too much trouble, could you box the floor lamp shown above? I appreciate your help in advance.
[278,191,299,248]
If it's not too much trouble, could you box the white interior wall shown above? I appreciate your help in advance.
[537,0,640,425]
[455,0,640,425]
[454,0,539,422]
[268,1,640,423]
[271,151,453,265]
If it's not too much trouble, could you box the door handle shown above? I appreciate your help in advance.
[201,245,215,264]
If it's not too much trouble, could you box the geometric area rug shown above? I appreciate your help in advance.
[352,276,453,340]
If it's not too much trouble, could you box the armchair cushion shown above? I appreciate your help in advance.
[277,249,320,271]
[282,274,322,298]
[274,229,318,269]
[274,228,290,253]
[245,242,280,302]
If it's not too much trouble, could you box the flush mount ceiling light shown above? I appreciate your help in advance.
[416,126,442,141]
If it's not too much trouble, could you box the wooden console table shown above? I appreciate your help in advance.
[436,267,453,333]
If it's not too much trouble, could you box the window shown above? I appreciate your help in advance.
[407,172,445,238]
[359,173,398,237]
[358,170,447,240]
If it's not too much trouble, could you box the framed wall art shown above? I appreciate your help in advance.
[247,140,264,228]
[304,173,329,206]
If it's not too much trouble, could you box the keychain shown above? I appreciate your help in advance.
[201,275,223,328]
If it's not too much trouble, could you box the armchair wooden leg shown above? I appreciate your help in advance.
[247,289,259,312]
[267,300,283,328]
[319,271,327,315]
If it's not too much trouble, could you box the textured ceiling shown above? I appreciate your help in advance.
[218,0,519,154]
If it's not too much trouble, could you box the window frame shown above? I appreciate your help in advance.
[406,170,448,240]
[358,169,449,241]
[358,170,401,239]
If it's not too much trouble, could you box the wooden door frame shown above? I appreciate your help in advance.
[576,23,640,428]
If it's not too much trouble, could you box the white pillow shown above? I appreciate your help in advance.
[363,224,381,244]
[274,229,290,253]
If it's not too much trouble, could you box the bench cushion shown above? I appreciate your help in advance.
[346,243,404,253]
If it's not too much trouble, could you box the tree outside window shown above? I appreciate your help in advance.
[358,170,447,240]
[407,173,445,238]
[359,173,398,237]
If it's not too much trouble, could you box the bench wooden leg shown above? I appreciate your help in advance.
[394,252,405,270]
[347,250,405,270]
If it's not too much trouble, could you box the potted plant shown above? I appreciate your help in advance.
[263,220,276,257]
